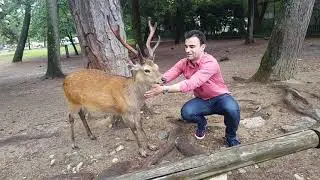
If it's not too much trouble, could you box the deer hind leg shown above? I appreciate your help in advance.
[68,113,78,149]
[123,113,149,157]
[78,108,96,140]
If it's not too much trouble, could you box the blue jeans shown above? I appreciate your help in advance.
[181,93,240,139]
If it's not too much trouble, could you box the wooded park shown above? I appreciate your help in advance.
[0,0,320,179]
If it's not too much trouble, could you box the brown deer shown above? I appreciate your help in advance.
[63,17,162,157]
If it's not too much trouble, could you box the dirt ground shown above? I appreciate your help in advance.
[0,38,319,180]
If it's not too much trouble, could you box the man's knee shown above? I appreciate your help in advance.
[181,105,195,121]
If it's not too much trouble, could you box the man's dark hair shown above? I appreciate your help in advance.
[184,30,206,44]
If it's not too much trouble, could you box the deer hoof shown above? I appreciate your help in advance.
[89,135,97,140]
[148,144,158,151]
[139,148,149,157]
[72,144,79,150]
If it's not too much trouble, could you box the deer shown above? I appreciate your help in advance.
[63,17,162,157]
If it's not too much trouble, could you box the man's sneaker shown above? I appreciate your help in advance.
[195,129,206,140]
[224,137,241,147]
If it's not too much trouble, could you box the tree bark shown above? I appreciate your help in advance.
[68,0,130,76]
[251,0,315,82]
[12,2,31,63]
[45,0,64,78]
[246,0,255,44]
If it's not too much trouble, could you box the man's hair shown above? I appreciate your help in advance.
[184,30,206,44]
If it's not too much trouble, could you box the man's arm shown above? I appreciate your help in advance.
[162,59,185,83]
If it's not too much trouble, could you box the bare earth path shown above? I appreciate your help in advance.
[0,38,319,180]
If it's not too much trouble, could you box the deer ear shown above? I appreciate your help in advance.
[128,63,142,72]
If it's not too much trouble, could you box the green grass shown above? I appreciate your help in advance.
[0,45,81,62]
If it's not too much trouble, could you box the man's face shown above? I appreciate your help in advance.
[185,36,206,61]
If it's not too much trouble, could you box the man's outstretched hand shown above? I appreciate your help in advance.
[144,84,164,98]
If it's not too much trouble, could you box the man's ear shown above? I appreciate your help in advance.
[201,44,206,51]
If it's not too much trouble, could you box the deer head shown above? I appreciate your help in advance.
[107,16,162,85]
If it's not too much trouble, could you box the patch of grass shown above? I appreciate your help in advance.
[0,45,81,62]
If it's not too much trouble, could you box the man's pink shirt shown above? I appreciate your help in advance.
[163,53,230,100]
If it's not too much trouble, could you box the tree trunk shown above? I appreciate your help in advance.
[67,33,79,55]
[251,0,315,82]
[45,0,64,78]
[131,0,146,56]
[68,0,130,76]
[174,0,184,44]
[246,0,255,44]
[254,1,269,32]
[12,2,31,63]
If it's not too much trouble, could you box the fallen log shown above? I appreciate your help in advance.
[105,127,320,180]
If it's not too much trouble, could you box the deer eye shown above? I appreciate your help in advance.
[144,69,151,73]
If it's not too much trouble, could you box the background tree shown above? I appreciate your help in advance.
[68,0,130,76]
[59,0,78,55]
[251,0,315,82]
[130,0,145,56]
[45,0,64,78]
[246,0,254,44]
[12,0,31,63]
[0,0,24,45]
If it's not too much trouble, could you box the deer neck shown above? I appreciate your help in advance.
[126,72,152,105]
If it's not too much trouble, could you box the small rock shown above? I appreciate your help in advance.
[254,164,259,169]
[89,155,94,159]
[112,158,119,163]
[72,167,77,173]
[208,173,227,180]
[110,150,116,155]
[241,116,265,128]
[49,155,55,159]
[67,164,72,171]
[115,145,124,152]
[108,124,112,128]
[76,162,83,172]
[294,173,305,180]
[23,177,27,179]
[50,159,56,166]
[238,168,246,174]
[157,131,169,140]
[227,171,232,175]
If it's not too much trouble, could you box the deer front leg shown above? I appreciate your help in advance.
[138,117,158,151]
[123,113,149,157]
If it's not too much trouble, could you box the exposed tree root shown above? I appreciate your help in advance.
[283,87,320,122]
[232,76,251,83]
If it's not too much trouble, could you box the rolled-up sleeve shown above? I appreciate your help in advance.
[162,59,185,83]
[178,60,217,92]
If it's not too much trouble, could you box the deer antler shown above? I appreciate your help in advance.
[146,17,160,59]
[107,16,139,58]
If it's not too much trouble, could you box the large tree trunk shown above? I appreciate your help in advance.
[251,0,315,82]
[12,2,31,63]
[45,0,64,78]
[68,0,130,76]
[246,0,255,44]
